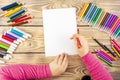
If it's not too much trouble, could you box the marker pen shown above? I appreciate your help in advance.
[7,14,22,23]
[7,3,23,11]
[14,16,32,23]
[9,9,25,19]
[0,44,15,52]
[8,21,29,26]
[112,45,120,58]
[100,50,116,61]
[6,31,25,41]
[4,7,22,17]
[1,2,18,11]
[93,9,102,26]
[12,14,29,22]
[84,4,95,21]
[96,50,112,63]
[0,46,13,54]
[4,32,22,43]
[0,52,12,60]
[0,37,17,48]
[0,43,16,50]
[89,7,99,23]
[1,35,19,44]
[9,28,28,39]
[98,56,113,67]
[79,3,89,19]
[13,27,32,38]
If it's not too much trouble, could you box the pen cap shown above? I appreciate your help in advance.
[81,75,91,80]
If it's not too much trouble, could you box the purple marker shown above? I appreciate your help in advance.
[5,33,17,40]
[99,50,114,61]
[105,14,115,31]
[109,16,118,31]
[96,50,112,63]
[4,32,22,43]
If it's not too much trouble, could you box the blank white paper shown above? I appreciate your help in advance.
[42,8,77,56]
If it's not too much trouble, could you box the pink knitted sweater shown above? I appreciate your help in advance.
[0,52,113,80]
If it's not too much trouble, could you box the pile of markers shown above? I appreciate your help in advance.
[0,27,31,63]
[93,38,120,67]
[0,2,33,26]
[79,3,120,39]
[111,39,120,58]
[96,49,116,67]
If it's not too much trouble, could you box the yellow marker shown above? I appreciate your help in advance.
[98,12,106,26]
[112,46,120,58]
[4,7,22,17]
[79,3,89,19]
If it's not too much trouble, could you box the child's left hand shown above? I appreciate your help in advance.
[49,53,68,76]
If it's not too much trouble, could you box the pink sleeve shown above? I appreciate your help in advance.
[81,52,113,80]
[0,64,52,80]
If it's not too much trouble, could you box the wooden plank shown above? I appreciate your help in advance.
[0,0,119,25]
[0,26,116,53]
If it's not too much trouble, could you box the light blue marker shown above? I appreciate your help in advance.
[10,9,25,19]
[102,14,112,30]
[10,28,28,39]
[89,7,99,23]
[84,4,95,21]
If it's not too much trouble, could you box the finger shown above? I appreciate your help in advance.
[58,53,65,65]
[62,54,68,67]
[54,54,60,63]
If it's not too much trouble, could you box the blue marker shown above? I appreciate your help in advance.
[84,4,95,21]
[10,28,28,39]
[10,9,25,19]
[89,7,98,23]
[1,2,18,11]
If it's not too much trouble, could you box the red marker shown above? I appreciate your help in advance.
[76,28,81,48]
[12,14,28,22]
[14,16,32,23]
[1,35,19,44]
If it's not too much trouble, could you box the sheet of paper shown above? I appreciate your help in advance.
[42,8,77,56]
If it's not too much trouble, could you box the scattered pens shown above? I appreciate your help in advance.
[93,38,116,57]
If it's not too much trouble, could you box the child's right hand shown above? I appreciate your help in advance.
[71,34,89,57]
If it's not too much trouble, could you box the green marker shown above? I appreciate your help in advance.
[0,44,9,50]
[93,10,103,26]
[98,56,113,67]
[7,14,22,23]
[91,8,100,23]
[114,25,120,38]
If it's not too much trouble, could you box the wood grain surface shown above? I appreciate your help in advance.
[0,0,120,80]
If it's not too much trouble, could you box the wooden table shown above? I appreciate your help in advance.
[0,0,120,80]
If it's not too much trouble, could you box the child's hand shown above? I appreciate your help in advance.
[49,53,68,76]
[71,34,89,57]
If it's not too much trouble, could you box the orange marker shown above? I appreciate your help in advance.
[101,49,116,61]
[8,21,28,26]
